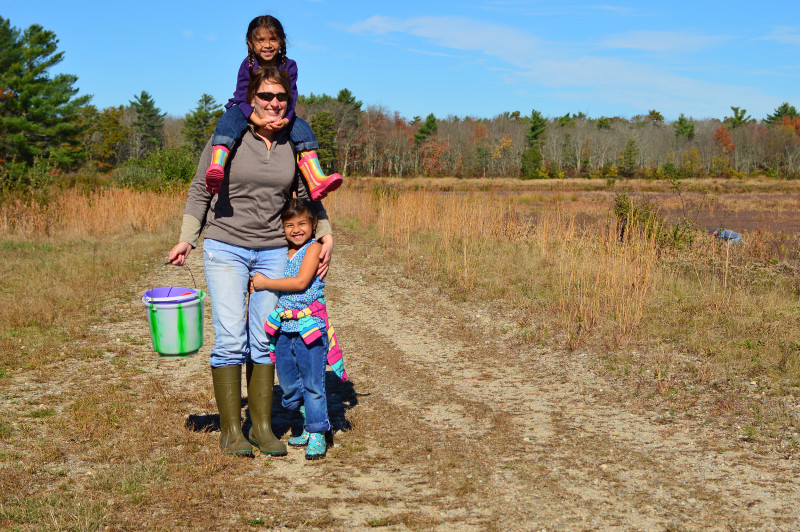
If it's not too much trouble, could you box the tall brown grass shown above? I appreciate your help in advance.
[0,187,183,370]
[0,188,184,238]
[327,184,661,346]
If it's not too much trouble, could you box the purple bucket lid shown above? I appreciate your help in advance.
[143,286,199,304]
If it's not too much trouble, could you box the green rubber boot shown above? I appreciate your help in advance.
[211,365,253,456]
[245,363,288,456]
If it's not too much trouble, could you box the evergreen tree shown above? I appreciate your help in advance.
[647,109,664,124]
[521,109,547,178]
[521,147,543,179]
[129,90,165,158]
[764,102,798,125]
[182,93,222,152]
[724,106,752,129]
[526,109,546,145]
[336,88,362,110]
[310,111,337,173]
[84,105,130,169]
[557,113,575,127]
[414,113,437,144]
[595,116,612,130]
[673,113,695,140]
[0,16,92,170]
[619,138,639,177]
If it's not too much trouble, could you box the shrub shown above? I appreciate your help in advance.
[520,146,543,179]
[113,147,198,190]
[613,193,694,249]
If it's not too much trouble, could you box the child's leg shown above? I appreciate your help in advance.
[274,333,305,412]
[275,337,309,446]
[290,116,342,201]
[205,107,249,194]
[295,334,330,459]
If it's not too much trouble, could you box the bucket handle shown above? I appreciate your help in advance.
[149,262,198,301]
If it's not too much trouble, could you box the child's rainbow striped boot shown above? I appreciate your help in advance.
[205,145,229,194]
[288,405,310,446]
[298,151,342,201]
[305,432,327,460]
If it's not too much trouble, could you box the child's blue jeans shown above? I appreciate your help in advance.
[212,107,319,152]
[274,331,331,434]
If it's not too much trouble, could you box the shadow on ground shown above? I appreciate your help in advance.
[185,370,362,443]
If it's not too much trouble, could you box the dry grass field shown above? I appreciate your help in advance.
[1,178,799,529]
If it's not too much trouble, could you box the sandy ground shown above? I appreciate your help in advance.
[70,232,800,529]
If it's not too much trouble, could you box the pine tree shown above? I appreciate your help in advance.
[764,102,798,125]
[521,109,547,178]
[84,105,130,169]
[619,138,639,177]
[647,109,664,124]
[310,111,337,173]
[414,113,437,144]
[336,88,362,110]
[673,113,695,140]
[182,94,222,153]
[0,16,92,171]
[129,90,165,158]
[724,106,752,129]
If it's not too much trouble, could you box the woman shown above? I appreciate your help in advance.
[169,65,333,456]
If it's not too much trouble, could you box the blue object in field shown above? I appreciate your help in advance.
[710,228,742,243]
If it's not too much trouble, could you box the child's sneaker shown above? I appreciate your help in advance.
[305,432,326,460]
[288,405,309,446]
[297,151,342,201]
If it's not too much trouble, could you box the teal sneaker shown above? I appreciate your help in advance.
[305,432,327,460]
[288,406,309,447]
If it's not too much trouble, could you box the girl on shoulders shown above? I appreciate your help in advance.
[205,15,342,200]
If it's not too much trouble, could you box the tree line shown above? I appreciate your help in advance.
[3,15,800,192]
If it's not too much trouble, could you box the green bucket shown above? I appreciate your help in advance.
[143,264,204,357]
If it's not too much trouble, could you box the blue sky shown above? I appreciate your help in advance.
[2,1,798,121]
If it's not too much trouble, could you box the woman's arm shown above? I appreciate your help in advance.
[250,242,322,292]
[293,162,333,277]
[317,234,333,279]
[168,142,213,264]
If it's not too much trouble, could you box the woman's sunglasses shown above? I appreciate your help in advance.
[256,92,289,103]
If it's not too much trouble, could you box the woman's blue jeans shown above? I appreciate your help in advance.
[274,332,331,433]
[202,238,287,368]
[212,107,319,152]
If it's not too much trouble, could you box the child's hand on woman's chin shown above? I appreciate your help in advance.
[262,118,288,131]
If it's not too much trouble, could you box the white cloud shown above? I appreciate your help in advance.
[348,15,541,68]
[349,14,776,118]
[601,30,726,52]
[759,26,800,46]
[182,29,193,38]
[405,48,467,59]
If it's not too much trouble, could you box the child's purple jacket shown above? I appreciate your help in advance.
[225,56,298,123]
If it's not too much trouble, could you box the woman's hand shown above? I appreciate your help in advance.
[317,234,333,279]
[168,242,192,266]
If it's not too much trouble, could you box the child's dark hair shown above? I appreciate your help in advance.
[246,15,287,69]
[281,198,318,227]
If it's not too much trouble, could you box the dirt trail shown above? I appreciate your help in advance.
[93,234,800,529]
